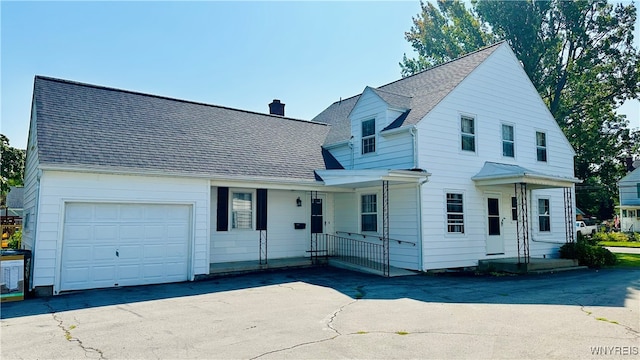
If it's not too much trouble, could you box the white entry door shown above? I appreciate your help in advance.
[60,203,191,291]
[486,196,505,255]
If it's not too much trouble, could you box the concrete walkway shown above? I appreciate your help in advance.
[605,246,640,254]
[2,267,638,359]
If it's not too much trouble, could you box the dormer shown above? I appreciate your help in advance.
[348,86,412,155]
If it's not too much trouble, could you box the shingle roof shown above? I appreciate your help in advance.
[314,42,504,145]
[33,76,331,181]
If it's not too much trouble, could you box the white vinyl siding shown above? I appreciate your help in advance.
[30,171,209,293]
[211,189,324,263]
[416,44,576,270]
[346,88,414,169]
[21,104,40,252]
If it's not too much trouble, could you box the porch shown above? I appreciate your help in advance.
[206,233,419,278]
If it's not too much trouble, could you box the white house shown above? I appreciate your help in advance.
[618,165,640,232]
[23,42,579,296]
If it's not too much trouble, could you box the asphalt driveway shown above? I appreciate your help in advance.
[1,267,639,359]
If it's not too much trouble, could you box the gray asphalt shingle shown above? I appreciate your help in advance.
[313,42,503,145]
[33,77,330,181]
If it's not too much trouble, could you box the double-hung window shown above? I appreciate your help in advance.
[232,192,252,229]
[461,116,475,152]
[536,131,547,162]
[538,198,550,232]
[446,193,464,233]
[361,194,377,232]
[362,119,376,154]
[502,124,514,157]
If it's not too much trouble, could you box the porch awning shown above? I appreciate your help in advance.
[617,200,640,209]
[315,169,430,188]
[472,162,580,189]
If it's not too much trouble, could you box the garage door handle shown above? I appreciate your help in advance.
[116,250,119,257]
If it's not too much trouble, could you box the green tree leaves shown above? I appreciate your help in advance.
[1,134,25,198]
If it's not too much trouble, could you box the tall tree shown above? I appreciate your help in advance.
[401,0,640,218]
[1,134,25,201]
[400,0,495,77]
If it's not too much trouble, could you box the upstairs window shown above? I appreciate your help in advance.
[232,192,252,229]
[362,119,376,154]
[536,131,547,162]
[361,194,378,232]
[502,124,515,157]
[461,116,475,152]
[538,198,550,232]
[446,193,464,233]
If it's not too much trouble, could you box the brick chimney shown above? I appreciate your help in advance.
[269,99,285,116]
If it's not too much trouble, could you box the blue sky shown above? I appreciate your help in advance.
[2,1,638,150]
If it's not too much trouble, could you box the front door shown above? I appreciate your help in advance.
[311,198,323,234]
[486,196,505,255]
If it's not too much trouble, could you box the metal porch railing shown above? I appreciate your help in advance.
[322,234,389,275]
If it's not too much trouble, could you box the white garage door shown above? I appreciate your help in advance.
[61,203,191,291]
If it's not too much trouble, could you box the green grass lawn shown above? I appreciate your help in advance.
[599,241,640,248]
[613,253,640,268]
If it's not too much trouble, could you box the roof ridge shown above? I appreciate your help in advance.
[379,40,505,90]
[317,41,505,109]
[34,75,328,126]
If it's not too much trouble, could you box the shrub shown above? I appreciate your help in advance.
[629,232,640,242]
[559,240,617,268]
[7,229,21,249]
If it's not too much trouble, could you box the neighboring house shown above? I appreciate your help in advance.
[23,41,579,296]
[4,186,24,219]
[618,166,640,232]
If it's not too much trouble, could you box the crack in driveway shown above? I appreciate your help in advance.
[249,299,357,359]
[44,302,107,359]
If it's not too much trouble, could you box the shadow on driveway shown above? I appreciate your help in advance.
[2,266,638,320]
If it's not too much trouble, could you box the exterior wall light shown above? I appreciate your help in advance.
[296,197,302,207]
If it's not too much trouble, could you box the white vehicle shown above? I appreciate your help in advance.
[576,221,597,236]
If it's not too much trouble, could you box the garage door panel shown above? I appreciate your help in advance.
[94,225,118,240]
[119,225,145,240]
[61,203,191,291]
[93,246,117,261]
[64,225,92,242]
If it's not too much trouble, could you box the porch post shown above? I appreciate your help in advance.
[515,183,530,264]
[564,187,575,243]
[382,180,390,277]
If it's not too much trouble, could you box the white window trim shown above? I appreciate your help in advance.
[444,190,466,236]
[501,122,516,159]
[535,130,548,163]
[536,196,551,234]
[361,118,376,155]
[358,190,380,234]
[459,113,477,155]
[230,189,255,231]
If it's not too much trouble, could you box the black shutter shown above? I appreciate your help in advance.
[256,189,268,230]
[217,187,229,231]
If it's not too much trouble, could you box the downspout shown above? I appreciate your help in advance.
[417,177,428,271]
[410,126,418,169]
[348,136,354,170]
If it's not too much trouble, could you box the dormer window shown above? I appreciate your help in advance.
[362,119,376,154]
